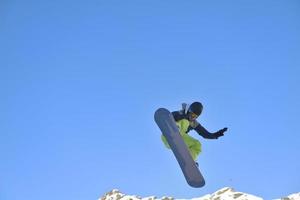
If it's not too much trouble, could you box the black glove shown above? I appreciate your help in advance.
[213,127,228,139]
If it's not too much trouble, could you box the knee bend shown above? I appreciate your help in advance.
[195,141,202,152]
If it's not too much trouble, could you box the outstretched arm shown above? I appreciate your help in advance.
[194,123,228,139]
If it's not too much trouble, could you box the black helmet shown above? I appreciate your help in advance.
[188,102,203,116]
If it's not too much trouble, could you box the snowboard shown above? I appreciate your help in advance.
[154,108,205,188]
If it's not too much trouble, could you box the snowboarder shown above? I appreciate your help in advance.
[161,101,228,165]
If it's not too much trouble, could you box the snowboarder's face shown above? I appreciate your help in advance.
[189,112,199,120]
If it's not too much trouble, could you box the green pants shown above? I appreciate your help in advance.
[161,119,202,161]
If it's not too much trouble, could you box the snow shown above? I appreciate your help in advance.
[99,188,300,200]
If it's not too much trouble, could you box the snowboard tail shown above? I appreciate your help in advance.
[154,108,205,188]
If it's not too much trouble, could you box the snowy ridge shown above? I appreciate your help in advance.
[274,192,300,200]
[183,187,262,200]
[99,187,300,200]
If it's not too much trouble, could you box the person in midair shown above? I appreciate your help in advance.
[161,101,228,165]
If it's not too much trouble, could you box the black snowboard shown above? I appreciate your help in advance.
[154,108,205,188]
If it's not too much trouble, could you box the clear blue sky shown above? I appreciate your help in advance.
[1,1,300,199]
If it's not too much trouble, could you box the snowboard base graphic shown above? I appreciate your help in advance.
[154,108,205,188]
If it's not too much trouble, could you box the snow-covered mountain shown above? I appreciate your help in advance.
[99,187,300,200]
